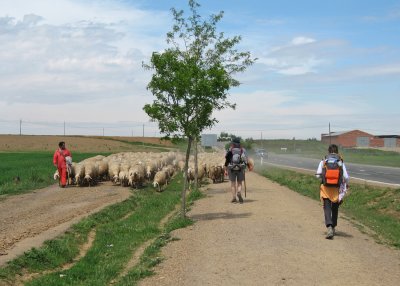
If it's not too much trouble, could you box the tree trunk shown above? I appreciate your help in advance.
[181,136,193,218]
[194,138,198,190]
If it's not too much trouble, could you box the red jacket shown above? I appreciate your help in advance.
[53,148,72,168]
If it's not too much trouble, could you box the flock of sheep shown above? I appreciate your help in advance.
[54,151,228,192]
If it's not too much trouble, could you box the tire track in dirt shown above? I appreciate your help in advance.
[12,229,98,286]
[0,182,131,267]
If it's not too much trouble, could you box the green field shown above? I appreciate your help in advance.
[0,152,111,196]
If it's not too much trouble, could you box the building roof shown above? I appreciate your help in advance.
[321,129,374,137]
[375,135,400,139]
[321,131,350,137]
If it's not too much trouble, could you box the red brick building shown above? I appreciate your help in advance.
[321,130,400,148]
[374,135,400,148]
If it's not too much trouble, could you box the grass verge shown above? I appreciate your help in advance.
[114,188,205,285]
[260,167,400,248]
[0,175,205,286]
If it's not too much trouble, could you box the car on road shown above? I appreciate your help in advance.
[255,148,267,158]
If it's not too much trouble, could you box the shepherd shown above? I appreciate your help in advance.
[53,141,72,188]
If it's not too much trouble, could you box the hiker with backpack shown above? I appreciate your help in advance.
[53,141,72,188]
[224,138,248,204]
[316,144,349,239]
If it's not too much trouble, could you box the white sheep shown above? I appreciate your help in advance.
[118,170,129,187]
[108,161,120,184]
[128,163,145,188]
[162,164,175,181]
[177,160,185,172]
[96,160,109,181]
[185,166,195,190]
[145,162,158,181]
[83,162,98,187]
[74,163,85,186]
[247,157,255,171]
[153,170,168,192]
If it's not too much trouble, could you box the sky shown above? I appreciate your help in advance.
[0,0,399,139]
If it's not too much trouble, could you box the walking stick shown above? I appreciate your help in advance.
[244,170,247,198]
[66,166,70,187]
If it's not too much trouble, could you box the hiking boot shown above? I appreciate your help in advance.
[237,193,244,204]
[326,226,334,239]
[231,198,237,203]
[333,227,336,236]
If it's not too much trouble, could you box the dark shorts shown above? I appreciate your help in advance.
[228,168,245,182]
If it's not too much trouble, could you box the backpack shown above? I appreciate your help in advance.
[229,147,246,171]
[321,154,343,187]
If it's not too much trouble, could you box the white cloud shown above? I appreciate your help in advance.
[347,64,400,77]
[258,55,325,76]
[291,36,316,46]
[0,1,161,132]
[0,1,169,106]
[220,90,355,119]
[204,89,371,139]
[303,63,400,83]
[254,36,328,76]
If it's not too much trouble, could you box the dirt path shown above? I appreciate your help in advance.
[140,172,400,286]
[0,182,131,266]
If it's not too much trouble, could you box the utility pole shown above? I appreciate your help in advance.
[103,127,104,137]
[142,124,144,137]
[64,121,66,136]
[329,122,331,145]
[19,119,22,135]
[293,137,296,153]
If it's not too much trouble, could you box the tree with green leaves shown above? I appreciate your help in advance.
[143,0,255,217]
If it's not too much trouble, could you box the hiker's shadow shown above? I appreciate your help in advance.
[334,231,353,238]
[191,212,252,221]
[243,199,257,203]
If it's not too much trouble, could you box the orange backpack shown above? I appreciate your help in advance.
[321,154,343,187]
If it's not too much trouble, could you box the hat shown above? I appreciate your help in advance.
[232,137,240,144]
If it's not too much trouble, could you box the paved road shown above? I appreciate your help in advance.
[256,153,400,187]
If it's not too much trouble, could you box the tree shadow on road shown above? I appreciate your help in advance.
[190,212,252,221]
